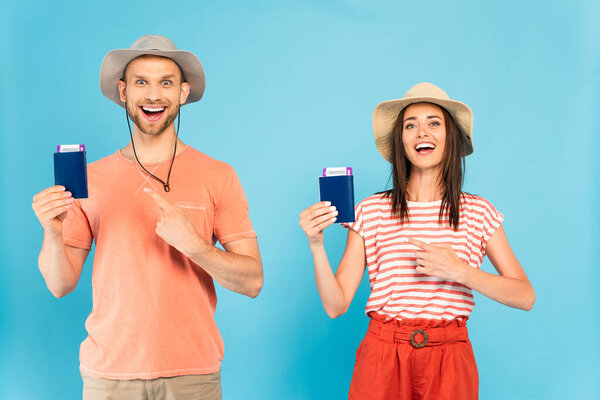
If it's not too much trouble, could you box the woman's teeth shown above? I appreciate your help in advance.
[415,142,436,153]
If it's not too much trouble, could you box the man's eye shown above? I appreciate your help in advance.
[162,80,172,86]
[136,80,146,85]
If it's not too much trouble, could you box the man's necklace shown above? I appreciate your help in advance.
[126,108,180,192]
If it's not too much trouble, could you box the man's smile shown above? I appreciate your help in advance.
[140,105,167,122]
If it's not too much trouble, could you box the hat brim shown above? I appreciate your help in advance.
[100,49,205,107]
[373,97,474,163]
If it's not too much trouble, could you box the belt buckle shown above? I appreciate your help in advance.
[410,329,428,348]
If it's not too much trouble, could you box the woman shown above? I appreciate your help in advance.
[298,82,535,400]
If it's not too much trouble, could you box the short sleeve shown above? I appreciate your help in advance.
[481,200,504,252]
[62,199,93,250]
[213,166,256,245]
[341,201,365,238]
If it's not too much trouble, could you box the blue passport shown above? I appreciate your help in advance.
[319,175,355,223]
[54,150,88,198]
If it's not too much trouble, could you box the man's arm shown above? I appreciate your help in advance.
[39,239,89,298]
[144,188,263,298]
[187,237,262,298]
[32,186,89,297]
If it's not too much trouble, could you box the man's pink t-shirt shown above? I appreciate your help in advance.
[62,146,256,380]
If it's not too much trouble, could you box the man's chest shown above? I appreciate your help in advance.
[82,169,219,243]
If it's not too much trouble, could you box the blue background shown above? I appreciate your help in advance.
[1,0,599,399]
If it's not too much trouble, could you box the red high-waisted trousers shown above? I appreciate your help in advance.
[349,317,479,400]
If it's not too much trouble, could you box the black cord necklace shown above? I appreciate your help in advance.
[126,108,180,192]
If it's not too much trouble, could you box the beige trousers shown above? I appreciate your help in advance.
[81,370,221,400]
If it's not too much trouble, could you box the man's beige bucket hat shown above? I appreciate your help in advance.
[373,82,474,163]
[100,35,205,107]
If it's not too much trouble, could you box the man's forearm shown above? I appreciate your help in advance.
[38,230,78,298]
[183,237,263,298]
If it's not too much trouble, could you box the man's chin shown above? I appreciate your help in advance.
[129,113,177,136]
[138,126,166,136]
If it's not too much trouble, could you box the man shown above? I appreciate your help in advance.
[31,35,263,400]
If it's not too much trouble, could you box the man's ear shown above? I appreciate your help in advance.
[179,82,190,105]
[118,80,127,103]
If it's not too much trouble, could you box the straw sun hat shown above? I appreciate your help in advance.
[100,35,205,107]
[373,82,474,163]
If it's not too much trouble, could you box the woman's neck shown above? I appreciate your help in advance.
[406,168,445,202]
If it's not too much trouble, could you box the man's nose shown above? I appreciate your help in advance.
[144,84,162,102]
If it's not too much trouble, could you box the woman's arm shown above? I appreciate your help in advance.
[311,229,366,318]
[300,202,367,318]
[466,225,535,310]
[409,225,535,311]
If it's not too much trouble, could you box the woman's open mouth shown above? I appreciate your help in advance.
[140,105,166,122]
[415,142,436,156]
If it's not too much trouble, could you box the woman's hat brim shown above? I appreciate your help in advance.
[373,94,474,163]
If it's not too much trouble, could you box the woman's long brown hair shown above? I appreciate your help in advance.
[380,103,466,230]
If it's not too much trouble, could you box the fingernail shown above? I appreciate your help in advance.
[332,217,337,222]
[332,210,339,216]
[325,201,331,206]
[68,198,74,202]
[143,188,151,193]
[64,192,71,197]
[329,206,336,211]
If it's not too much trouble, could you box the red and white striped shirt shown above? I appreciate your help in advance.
[344,193,503,321]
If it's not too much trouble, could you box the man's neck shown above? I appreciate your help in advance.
[120,125,186,163]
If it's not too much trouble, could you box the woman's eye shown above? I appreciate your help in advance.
[430,121,440,127]
[405,123,415,129]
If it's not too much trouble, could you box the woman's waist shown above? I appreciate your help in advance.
[367,313,469,347]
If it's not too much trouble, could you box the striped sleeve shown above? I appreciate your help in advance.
[480,200,504,252]
[342,200,365,238]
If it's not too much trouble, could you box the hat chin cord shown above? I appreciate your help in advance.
[126,107,180,192]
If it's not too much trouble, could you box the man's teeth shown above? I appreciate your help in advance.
[142,106,165,112]
[415,143,436,150]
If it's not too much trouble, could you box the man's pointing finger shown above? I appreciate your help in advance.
[143,188,172,210]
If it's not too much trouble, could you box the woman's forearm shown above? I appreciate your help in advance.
[299,203,365,318]
[310,243,349,318]
[459,266,535,311]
